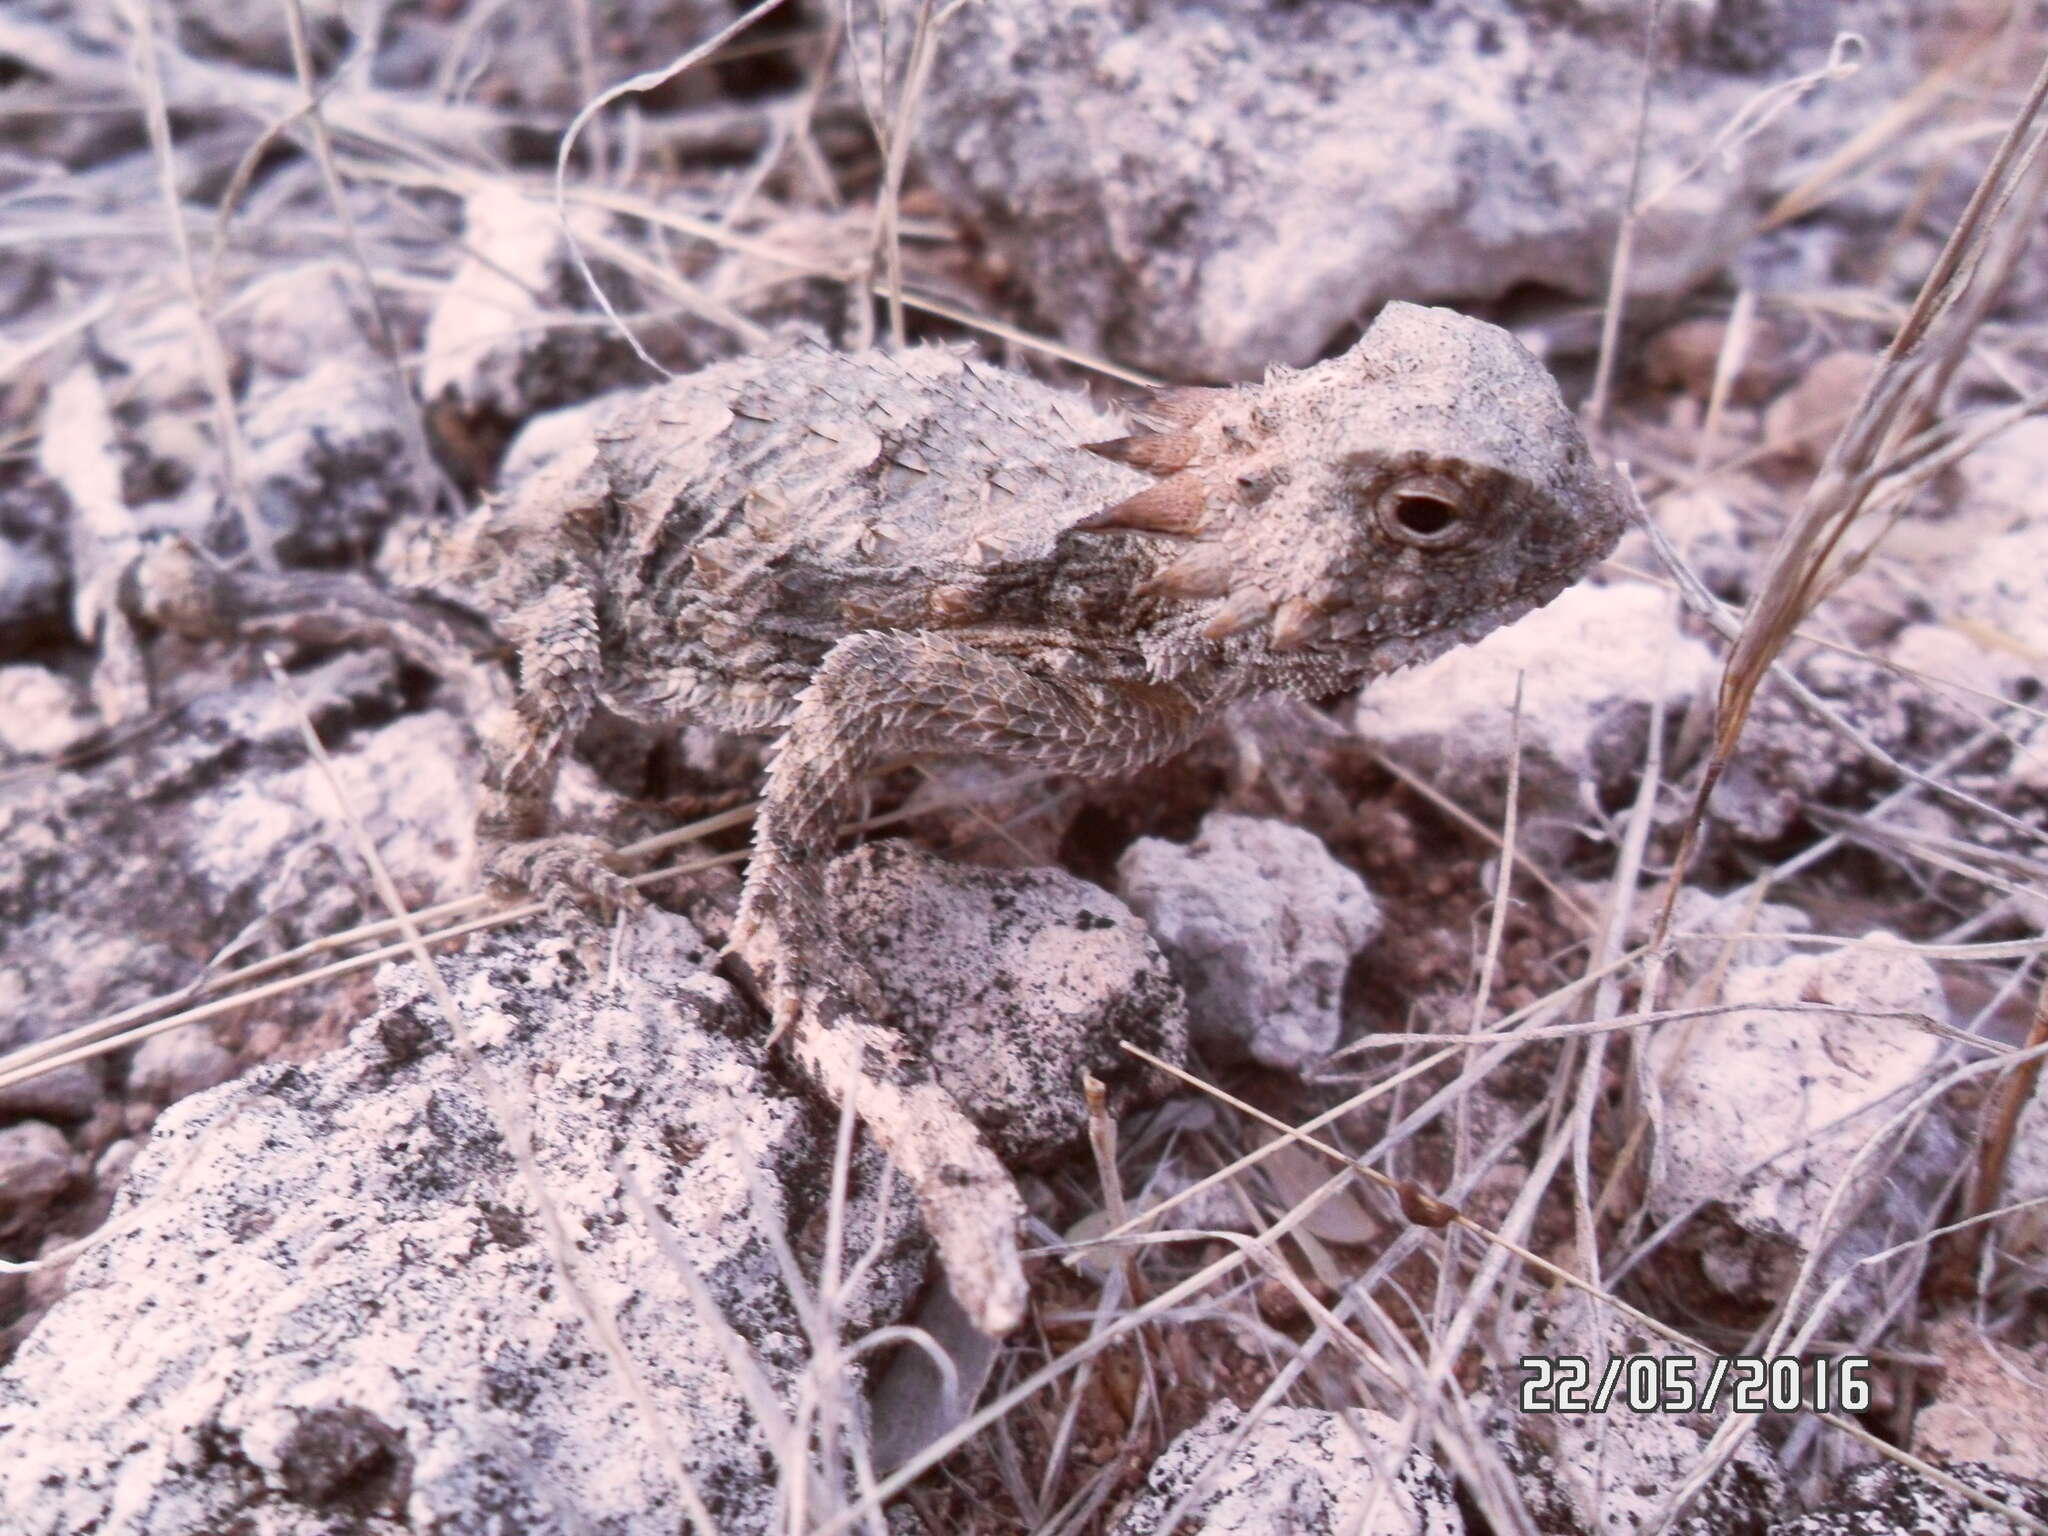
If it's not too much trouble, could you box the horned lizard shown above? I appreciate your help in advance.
[133,301,1627,1335]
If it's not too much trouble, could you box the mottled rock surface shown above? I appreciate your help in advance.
[917,0,1902,378]
[0,651,476,1059]
[1766,1462,2048,1535]
[1495,1296,1784,1536]
[1111,1400,1464,1536]
[1118,812,1378,1070]
[1354,581,1715,824]
[0,911,926,1535]
[1637,935,1960,1316]
[830,839,1187,1166]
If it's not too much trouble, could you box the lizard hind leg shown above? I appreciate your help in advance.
[731,630,1209,1336]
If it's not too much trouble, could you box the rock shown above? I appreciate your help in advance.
[1916,518,2048,697]
[1711,648,1917,844]
[1761,349,1877,462]
[1493,1296,1784,1536]
[1632,886,1814,993]
[420,185,647,453]
[1645,313,1802,406]
[0,1060,106,1126]
[0,466,67,658]
[1911,1317,2048,1482]
[915,2,1902,379]
[0,665,99,760]
[1648,487,1751,599]
[241,356,426,567]
[1110,1400,1464,1536]
[0,652,476,1063]
[1117,812,1379,1071]
[127,1027,238,1106]
[0,910,925,1533]
[1767,1461,2048,1535]
[0,1121,74,1241]
[1636,934,1960,1316]
[1354,582,1716,825]
[828,840,1187,1166]
[1950,415,2048,526]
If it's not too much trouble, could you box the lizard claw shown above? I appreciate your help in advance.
[485,835,643,926]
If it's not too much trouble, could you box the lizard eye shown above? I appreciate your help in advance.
[1376,474,1475,549]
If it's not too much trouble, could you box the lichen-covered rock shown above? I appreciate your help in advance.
[1111,1400,1464,1536]
[828,840,1187,1166]
[1117,812,1378,1071]
[916,1,1903,378]
[1354,581,1715,823]
[1767,1461,2048,1535]
[0,910,925,1535]
[242,357,427,567]
[1636,935,1960,1316]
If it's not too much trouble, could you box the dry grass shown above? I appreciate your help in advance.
[5,0,2048,1532]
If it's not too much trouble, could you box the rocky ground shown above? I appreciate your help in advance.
[4,1,2048,1533]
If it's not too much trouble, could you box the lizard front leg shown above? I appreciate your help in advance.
[731,630,1209,1336]
[476,579,644,923]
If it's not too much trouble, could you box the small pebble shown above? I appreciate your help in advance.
[128,1029,238,1105]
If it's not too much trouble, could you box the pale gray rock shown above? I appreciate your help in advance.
[828,840,1187,1166]
[0,910,925,1535]
[0,666,98,759]
[0,1121,73,1242]
[1117,812,1378,1071]
[1354,581,1715,827]
[1111,1400,1464,1536]
[916,1,1902,378]
[242,356,424,567]
[1636,934,1961,1318]
[420,184,648,439]
[1767,1462,2048,1535]
[127,1027,238,1106]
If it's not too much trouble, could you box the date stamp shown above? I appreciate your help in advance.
[1520,1354,1872,1415]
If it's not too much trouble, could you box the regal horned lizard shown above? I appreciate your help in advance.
[134,302,1626,1334]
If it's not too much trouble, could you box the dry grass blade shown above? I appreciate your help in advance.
[1652,51,2048,943]
[1944,967,2048,1290]
[118,0,275,569]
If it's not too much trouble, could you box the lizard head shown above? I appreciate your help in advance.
[1081,301,1628,689]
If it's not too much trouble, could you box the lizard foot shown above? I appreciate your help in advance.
[485,835,644,927]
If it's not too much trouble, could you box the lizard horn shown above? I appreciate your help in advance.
[1140,385,1231,430]
[1075,474,1208,536]
[1139,544,1234,599]
[1202,585,1274,641]
[1269,595,1327,652]
[1082,431,1200,476]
